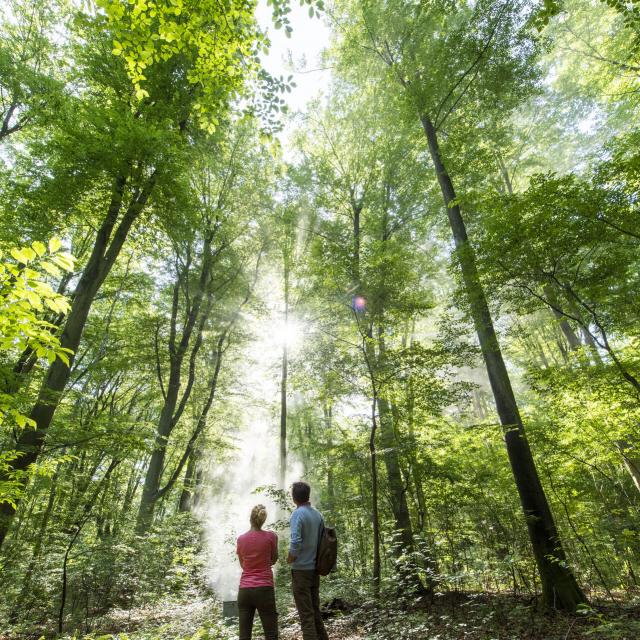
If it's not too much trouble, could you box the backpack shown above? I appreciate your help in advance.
[316,523,338,576]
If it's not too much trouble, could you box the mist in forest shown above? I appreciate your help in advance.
[196,418,283,601]
[196,276,302,601]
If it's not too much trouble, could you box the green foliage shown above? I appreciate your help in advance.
[98,0,261,128]
[0,239,73,358]
[0,238,73,375]
[97,0,324,132]
[0,0,65,141]
[0,238,74,507]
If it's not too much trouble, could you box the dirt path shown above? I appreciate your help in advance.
[83,598,366,640]
[281,617,364,640]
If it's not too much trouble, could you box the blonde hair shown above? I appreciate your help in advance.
[250,504,267,529]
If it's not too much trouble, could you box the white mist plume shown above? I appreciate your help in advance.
[196,270,304,602]
[196,415,302,601]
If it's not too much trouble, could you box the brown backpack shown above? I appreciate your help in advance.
[316,524,338,576]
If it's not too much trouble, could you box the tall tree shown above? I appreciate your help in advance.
[337,0,587,609]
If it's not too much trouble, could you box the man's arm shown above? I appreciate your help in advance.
[287,510,302,565]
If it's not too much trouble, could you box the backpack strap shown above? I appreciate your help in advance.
[316,516,325,560]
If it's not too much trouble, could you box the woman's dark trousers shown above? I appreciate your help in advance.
[238,586,279,640]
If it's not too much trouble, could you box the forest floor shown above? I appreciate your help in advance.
[8,591,639,640]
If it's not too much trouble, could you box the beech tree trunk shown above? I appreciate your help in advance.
[350,191,362,290]
[421,114,586,611]
[401,326,437,578]
[136,357,185,532]
[377,397,414,549]
[616,441,640,495]
[279,342,288,491]
[544,285,581,352]
[369,394,381,597]
[136,242,259,532]
[279,238,291,491]
[136,235,216,533]
[179,452,198,513]
[137,326,225,531]
[376,330,426,594]
[323,403,336,515]
[350,187,381,595]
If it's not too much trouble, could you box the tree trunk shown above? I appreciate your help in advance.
[279,252,290,491]
[369,395,381,597]
[543,285,581,352]
[420,114,586,611]
[323,403,336,515]
[617,441,640,495]
[534,334,551,368]
[377,393,427,594]
[402,337,438,580]
[179,452,198,513]
[279,341,288,491]
[376,397,414,550]
[170,333,227,511]
[350,184,380,594]
[136,359,184,532]
[580,327,603,364]
[0,174,155,548]
[376,329,425,594]
[351,192,362,290]
[136,236,216,533]
[136,241,255,534]
[193,468,204,509]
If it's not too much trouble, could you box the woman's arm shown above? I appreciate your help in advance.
[236,540,244,569]
[270,534,278,565]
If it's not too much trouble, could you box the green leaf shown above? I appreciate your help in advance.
[25,290,42,308]
[11,248,32,264]
[50,254,74,271]
[40,261,62,277]
[32,241,46,257]
[135,86,150,100]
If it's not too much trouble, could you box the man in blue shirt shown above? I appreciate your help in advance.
[287,481,329,640]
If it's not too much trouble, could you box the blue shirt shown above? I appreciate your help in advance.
[289,504,324,571]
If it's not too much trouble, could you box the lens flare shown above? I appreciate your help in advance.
[352,295,366,312]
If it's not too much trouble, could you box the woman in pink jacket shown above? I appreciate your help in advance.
[236,504,279,640]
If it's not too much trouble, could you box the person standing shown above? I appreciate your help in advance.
[236,504,279,640]
[287,481,329,640]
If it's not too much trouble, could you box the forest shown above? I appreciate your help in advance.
[0,0,639,638]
